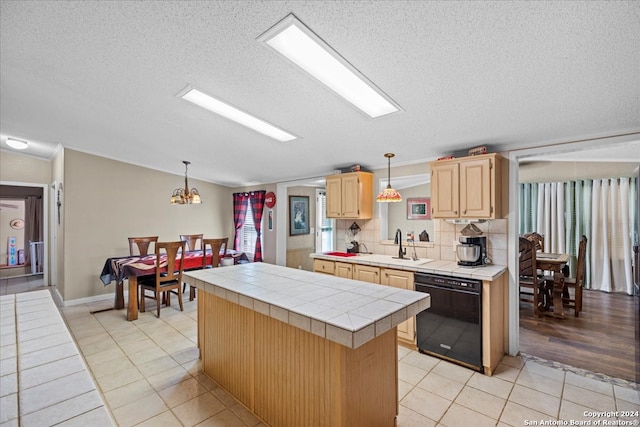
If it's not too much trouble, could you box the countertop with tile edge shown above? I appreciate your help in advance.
[310,252,507,281]
[183,262,430,349]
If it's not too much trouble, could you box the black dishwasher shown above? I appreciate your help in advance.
[415,272,483,372]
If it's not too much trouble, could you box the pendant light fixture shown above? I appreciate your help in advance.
[376,153,402,202]
[170,161,202,204]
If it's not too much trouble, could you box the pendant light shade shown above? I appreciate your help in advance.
[170,161,202,204]
[376,153,402,202]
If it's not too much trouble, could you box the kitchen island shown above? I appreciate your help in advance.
[183,262,430,427]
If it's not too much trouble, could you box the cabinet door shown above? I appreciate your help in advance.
[335,262,353,279]
[313,259,335,275]
[381,269,415,344]
[431,162,460,218]
[354,265,380,284]
[325,175,342,218]
[340,174,361,218]
[460,157,492,218]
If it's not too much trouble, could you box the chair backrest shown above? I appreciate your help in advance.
[574,235,588,286]
[154,241,186,288]
[128,236,158,256]
[519,237,538,278]
[179,234,203,251]
[523,232,544,252]
[202,238,229,269]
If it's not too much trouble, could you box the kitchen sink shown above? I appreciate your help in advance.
[323,251,357,257]
[391,257,434,265]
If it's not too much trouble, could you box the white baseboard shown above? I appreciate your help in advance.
[61,291,126,307]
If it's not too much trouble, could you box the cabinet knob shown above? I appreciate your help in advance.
[463,209,466,214]
[454,210,458,215]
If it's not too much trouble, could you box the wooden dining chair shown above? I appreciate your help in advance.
[184,237,229,300]
[128,236,158,255]
[139,241,186,317]
[547,235,587,317]
[519,237,547,317]
[523,232,544,252]
[202,237,229,269]
[179,234,203,251]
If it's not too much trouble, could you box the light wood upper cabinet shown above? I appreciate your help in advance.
[430,162,459,218]
[354,264,380,284]
[381,268,415,344]
[430,153,503,219]
[325,172,373,219]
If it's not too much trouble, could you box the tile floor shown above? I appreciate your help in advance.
[1,282,639,426]
[0,273,46,296]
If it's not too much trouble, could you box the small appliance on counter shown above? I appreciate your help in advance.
[457,236,489,266]
[346,222,361,254]
[346,241,360,254]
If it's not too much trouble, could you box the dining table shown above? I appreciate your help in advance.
[536,252,571,318]
[100,249,248,320]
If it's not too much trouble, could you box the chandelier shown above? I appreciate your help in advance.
[170,161,202,204]
[376,153,402,202]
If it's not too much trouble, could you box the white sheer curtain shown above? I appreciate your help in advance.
[591,178,634,294]
[536,182,565,253]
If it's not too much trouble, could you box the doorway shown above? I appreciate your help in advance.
[0,183,49,295]
[512,138,640,382]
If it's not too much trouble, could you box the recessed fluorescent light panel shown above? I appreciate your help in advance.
[258,14,402,119]
[178,87,298,142]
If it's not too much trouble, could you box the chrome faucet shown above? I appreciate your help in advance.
[394,229,406,259]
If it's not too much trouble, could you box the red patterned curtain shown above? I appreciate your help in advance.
[233,193,248,251]
[249,191,266,262]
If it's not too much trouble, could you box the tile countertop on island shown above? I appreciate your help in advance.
[310,252,507,281]
[183,262,430,349]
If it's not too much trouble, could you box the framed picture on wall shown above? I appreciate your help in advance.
[289,196,310,235]
[407,198,431,220]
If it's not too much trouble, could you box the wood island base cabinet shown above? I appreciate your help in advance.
[198,290,399,427]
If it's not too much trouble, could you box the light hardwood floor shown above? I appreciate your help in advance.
[520,288,639,383]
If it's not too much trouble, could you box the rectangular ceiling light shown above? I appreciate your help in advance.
[258,14,402,119]
[179,86,298,142]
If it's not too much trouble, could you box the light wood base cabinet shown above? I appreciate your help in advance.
[314,259,416,346]
[313,259,335,275]
[354,264,380,283]
[198,291,399,427]
[482,273,506,375]
[381,268,416,345]
[335,261,354,279]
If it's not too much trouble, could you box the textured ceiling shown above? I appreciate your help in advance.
[1,1,639,186]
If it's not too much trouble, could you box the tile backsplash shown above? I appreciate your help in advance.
[335,218,508,266]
